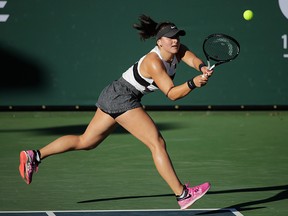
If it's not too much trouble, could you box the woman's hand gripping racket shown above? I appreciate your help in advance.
[202,33,240,77]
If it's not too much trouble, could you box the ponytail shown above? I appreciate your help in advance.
[133,15,182,41]
[133,14,158,41]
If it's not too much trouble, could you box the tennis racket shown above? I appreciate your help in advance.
[203,33,240,71]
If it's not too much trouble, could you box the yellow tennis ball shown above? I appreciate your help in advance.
[243,10,253,21]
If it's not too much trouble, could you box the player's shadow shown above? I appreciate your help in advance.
[0,122,186,135]
[197,184,288,214]
[77,193,174,204]
[78,184,288,214]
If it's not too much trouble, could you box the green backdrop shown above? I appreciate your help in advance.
[0,0,287,106]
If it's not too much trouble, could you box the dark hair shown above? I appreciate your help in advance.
[133,14,174,41]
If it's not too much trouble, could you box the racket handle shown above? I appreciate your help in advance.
[207,61,210,69]
[209,65,215,70]
[201,61,214,77]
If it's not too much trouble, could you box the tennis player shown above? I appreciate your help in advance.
[19,15,213,210]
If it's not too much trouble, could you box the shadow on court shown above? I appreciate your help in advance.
[199,185,288,214]
[78,185,288,214]
[78,193,174,204]
[0,122,187,135]
[221,185,288,212]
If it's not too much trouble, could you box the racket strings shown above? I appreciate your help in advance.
[204,37,239,61]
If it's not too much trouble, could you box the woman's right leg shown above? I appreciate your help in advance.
[40,108,118,159]
[19,108,117,184]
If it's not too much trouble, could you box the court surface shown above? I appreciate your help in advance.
[0,209,243,216]
[0,111,287,216]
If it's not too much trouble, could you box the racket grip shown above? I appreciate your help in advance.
[207,61,211,69]
[209,65,215,70]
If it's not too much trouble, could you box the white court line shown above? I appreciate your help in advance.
[0,208,244,215]
[229,208,245,216]
[284,54,288,58]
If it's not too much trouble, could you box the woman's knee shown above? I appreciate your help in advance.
[148,136,167,152]
[76,135,99,150]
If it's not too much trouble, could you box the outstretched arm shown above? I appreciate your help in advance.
[178,44,213,77]
[141,53,208,101]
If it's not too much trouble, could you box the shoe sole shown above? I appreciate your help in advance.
[19,151,30,184]
[180,185,211,210]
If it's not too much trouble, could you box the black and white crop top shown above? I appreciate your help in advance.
[122,46,178,94]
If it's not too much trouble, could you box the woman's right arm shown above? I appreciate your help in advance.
[141,53,208,101]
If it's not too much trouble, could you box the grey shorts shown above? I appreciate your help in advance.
[96,77,143,118]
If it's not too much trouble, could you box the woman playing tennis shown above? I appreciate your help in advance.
[19,15,213,210]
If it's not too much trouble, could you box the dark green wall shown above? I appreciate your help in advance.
[1,0,288,106]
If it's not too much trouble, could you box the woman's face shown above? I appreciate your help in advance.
[158,36,180,54]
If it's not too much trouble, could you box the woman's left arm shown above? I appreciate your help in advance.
[177,44,213,76]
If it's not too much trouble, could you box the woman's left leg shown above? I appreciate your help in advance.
[116,107,184,196]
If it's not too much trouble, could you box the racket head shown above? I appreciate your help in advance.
[203,33,240,64]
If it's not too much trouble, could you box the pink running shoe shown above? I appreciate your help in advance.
[19,150,39,184]
[177,182,211,210]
